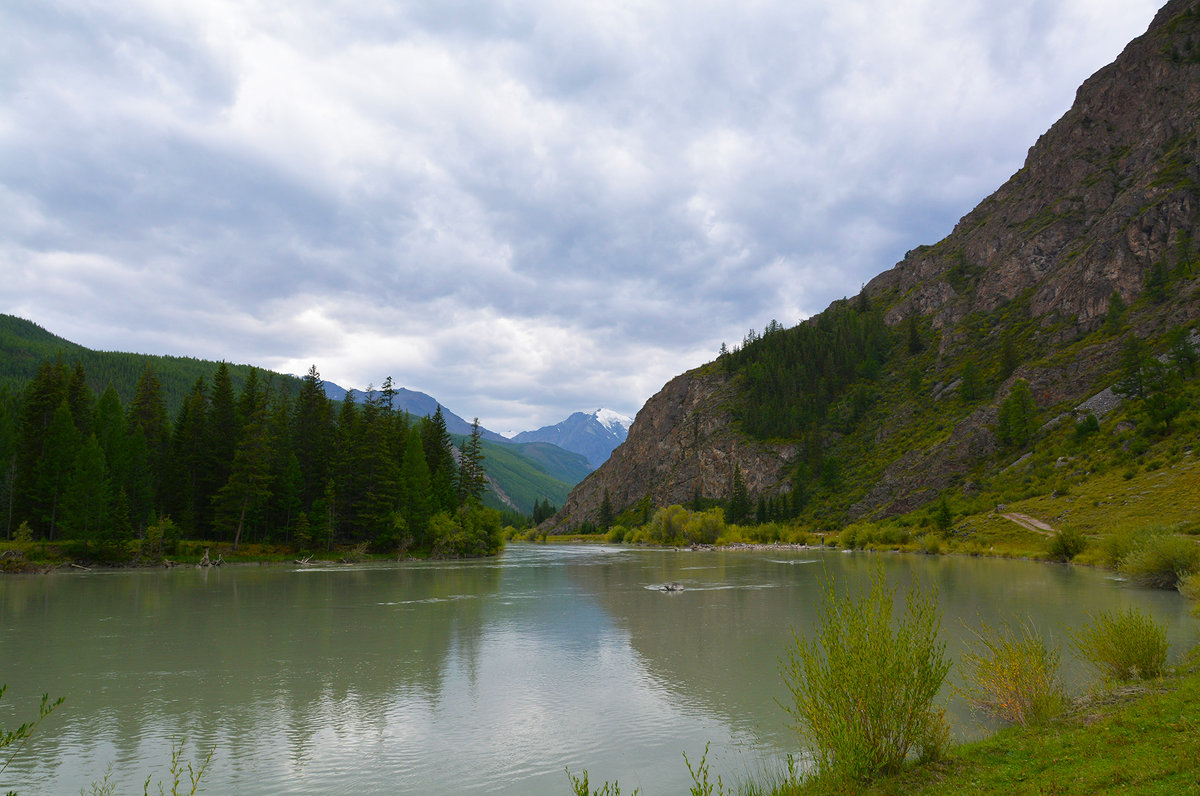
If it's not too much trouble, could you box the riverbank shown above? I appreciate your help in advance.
[0,538,507,573]
[778,651,1200,796]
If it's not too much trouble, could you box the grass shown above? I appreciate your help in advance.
[775,654,1200,795]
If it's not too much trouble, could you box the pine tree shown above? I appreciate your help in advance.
[399,427,432,547]
[728,464,751,525]
[128,364,169,470]
[37,401,82,540]
[598,490,614,531]
[456,418,487,505]
[212,404,275,550]
[293,365,332,511]
[997,379,1037,448]
[421,407,457,513]
[63,434,106,550]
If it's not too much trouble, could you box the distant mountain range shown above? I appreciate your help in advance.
[511,408,633,469]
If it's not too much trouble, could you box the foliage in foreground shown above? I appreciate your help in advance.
[1,685,64,796]
[957,620,1068,726]
[1,686,211,796]
[1070,607,1169,683]
[780,566,950,784]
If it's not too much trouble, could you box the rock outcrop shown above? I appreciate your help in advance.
[551,371,793,528]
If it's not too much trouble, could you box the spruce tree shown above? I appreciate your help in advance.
[212,404,275,550]
[399,427,432,548]
[456,419,487,505]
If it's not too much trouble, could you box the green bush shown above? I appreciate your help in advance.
[1119,533,1200,589]
[1047,527,1088,562]
[958,620,1068,726]
[781,565,950,783]
[1071,607,1169,682]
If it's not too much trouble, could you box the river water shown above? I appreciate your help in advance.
[1,544,1196,794]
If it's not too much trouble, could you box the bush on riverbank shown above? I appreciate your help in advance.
[1118,531,1200,589]
[957,620,1068,726]
[1071,607,1169,683]
[780,566,950,784]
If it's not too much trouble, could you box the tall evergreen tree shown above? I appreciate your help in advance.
[166,378,209,533]
[456,418,487,506]
[292,365,332,510]
[37,400,82,539]
[728,463,751,525]
[399,426,432,548]
[421,407,457,513]
[63,434,106,549]
[212,403,275,550]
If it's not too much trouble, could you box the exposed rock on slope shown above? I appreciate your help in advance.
[869,0,1200,335]
[552,372,793,526]
[551,0,1200,531]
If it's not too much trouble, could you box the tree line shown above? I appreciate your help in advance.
[0,357,501,558]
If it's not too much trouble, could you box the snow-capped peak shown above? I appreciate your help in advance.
[593,408,633,432]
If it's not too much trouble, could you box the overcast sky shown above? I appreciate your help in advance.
[2,0,1161,433]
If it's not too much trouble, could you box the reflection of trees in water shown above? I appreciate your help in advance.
[0,562,501,786]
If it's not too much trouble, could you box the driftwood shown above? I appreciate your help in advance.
[196,548,224,567]
[294,556,314,565]
[69,562,92,571]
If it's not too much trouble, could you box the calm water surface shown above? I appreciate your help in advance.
[1,544,1196,794]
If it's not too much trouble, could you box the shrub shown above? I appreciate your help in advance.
[958,620,1068,725]
[1098,525,1156,568]
[683,508,725,545]
[1071,608,1169,682]
[781,565,950,783]
[1119,533,1200,589]
[1047,527,1088,562]
[1180,572,1200,603]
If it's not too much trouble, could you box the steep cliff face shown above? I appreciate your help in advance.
[552,371,793,527]
[551,0,1200,531]
[870,0,1200,337]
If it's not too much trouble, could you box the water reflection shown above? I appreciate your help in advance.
[0,546,1196,795]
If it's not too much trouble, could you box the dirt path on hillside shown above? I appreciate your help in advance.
[1000,513,1057,536]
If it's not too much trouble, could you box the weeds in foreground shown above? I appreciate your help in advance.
[82,739,213,796]
[780,565,950,783]
[1071,607,1169,683]
[1,685,64,790]
[957,620,1068,726]
[565,767,639,796]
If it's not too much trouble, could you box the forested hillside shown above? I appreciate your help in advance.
[551,0,1200,533]
[0,314,302,413]
[0,357,509,558]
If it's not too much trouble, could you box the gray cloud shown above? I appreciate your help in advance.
[0,0,1161,431]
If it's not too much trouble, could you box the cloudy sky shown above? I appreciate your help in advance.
[2,0,1161,433]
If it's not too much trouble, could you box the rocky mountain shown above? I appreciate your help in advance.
[550,0,1200,531]
[510,409,633,469]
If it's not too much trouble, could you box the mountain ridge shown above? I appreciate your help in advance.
[510,408,633,469]
[549,0,1200,531]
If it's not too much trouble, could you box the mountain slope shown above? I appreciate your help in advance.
[0,314,305,411]
[346,386,509,442]
[468,439,592,515]
[550,0,1200,531]
[511,409,633,469]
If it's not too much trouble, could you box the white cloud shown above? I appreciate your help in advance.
[0,0,1163,430]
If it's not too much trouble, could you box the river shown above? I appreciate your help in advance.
[1,544,1196,794]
